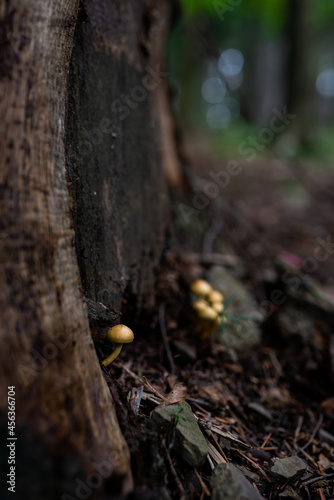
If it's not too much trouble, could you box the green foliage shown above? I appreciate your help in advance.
[179,0,219,17]
[308,1,334,29]
[180,0,334,34]
[179,0,288,34]
[170,408,187,424]
[168,408,186,450]
[218,296,255,335]
[248,0,288,34]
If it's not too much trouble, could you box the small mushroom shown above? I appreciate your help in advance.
[190,279,212,298]
[196,305,218,321]
[211,301,224,314]
[207,290,224,304]
[192,299,209,313]
[101,324,134,366]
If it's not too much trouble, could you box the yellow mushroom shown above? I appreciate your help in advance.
[192,299,209,313]
[207,289,224,304]
[211,301,224,314]
[190,279,212,298]
[196,305,218,321]
[101,324,134,366]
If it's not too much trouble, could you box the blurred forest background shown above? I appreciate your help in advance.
[169,0,334,153]
[167,0,334,288]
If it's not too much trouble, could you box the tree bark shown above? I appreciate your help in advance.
[66,0,173,316]
[0,0,177,496]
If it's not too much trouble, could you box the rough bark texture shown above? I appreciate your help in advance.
[66,0,172,315]
[0,1,136,497]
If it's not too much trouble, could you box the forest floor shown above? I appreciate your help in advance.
[102,139,334,499]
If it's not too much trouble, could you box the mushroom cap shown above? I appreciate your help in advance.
[196,305,218,321]
[107,324,134,344]
[193,299,209,313]
[212,301,224,314]
[207,290,224,303]
[190,279,212,298]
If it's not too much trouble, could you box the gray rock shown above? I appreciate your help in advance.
[270,456,307,480]
[150,402,208,467]
[211,463,265,500]
[207,265,261,348]
[279,485,303,499]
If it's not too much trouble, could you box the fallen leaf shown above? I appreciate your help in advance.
[321,397,334,417]
[155,382,188,409]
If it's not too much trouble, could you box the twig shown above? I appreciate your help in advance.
[236,450,272,483]
[297,414,323,452]
[194,468,211,497]
[186,252,241,267]
[300,448,318,469]
[212,432,229,463]
[118,363,143,383]
[293,416,304,449]
[301,474,334,488]
[207,440,227,464]
[119,363,168,401]
[142,376,168,402]
[159,302,176,376]
[162,440,186,497]
[260,433,272,449]
[198,418,250,448]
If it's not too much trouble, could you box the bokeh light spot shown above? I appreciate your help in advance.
[206,104,231,129]
[201,77,226,103]
[316,68,334,97]
[218,48,244,78]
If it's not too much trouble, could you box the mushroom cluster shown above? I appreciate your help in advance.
[190,280,225,338]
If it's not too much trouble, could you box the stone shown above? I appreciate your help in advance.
[279,485,303,499]
[270,456,307,480]
[207,265,261,348]
[210,463,265,500]
[150,402,208,467]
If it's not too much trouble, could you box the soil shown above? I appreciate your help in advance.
[100,142,334,499]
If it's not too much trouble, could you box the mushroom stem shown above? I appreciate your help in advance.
[101,344,123,366]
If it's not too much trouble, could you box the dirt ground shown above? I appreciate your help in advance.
[101,137,334,499]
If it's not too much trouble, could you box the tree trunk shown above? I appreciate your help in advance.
[66,0,174,315]
[0,0,175,497]
[284,0,312,144]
